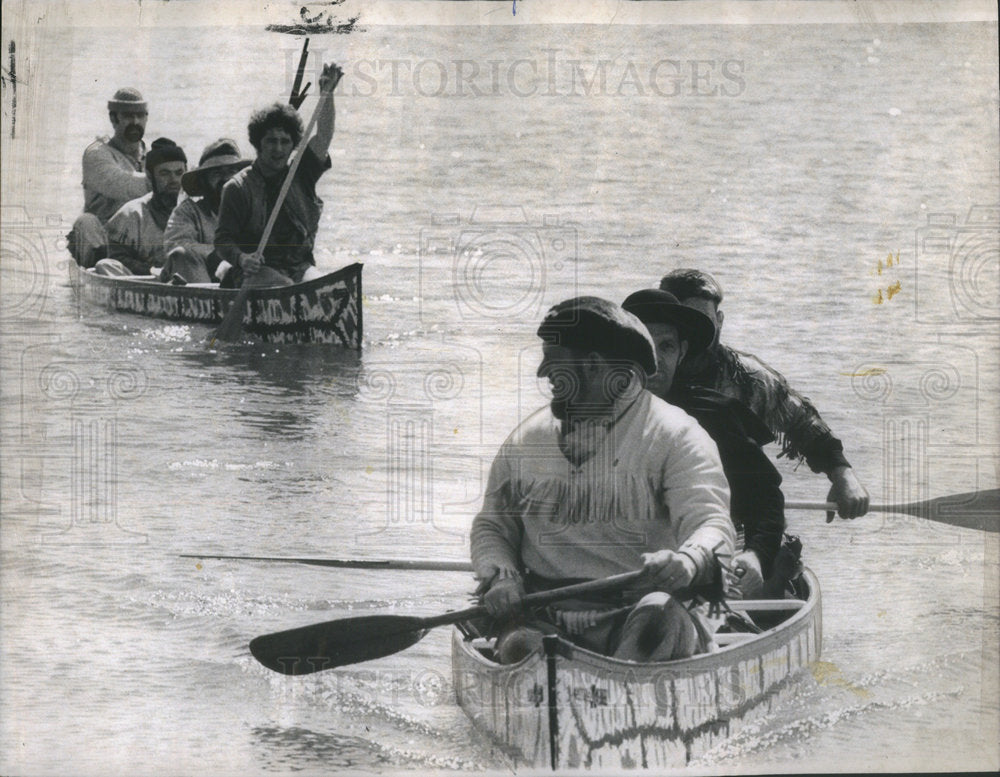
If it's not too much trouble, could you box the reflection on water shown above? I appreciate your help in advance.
[252,726,391,771]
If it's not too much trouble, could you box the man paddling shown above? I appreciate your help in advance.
[67,87,153,267]
[214,61,343,288]
[97,138,187,276]
[161,138,251,284]
[622,289,786,599]
[471,297,735,664]
[659,269,870,522]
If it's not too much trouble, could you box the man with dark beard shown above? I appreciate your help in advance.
[68,87,152,267]
[96,138,187,276]
[159,139,250,284]
[470,297,734,664]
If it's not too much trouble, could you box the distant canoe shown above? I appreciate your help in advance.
[69,261,363,348]
[452,568,821,770]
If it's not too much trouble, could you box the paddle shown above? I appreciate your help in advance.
[209,78,329,345]
[249,569,644,675]
[786,488,999,532]
[180,553,474,572]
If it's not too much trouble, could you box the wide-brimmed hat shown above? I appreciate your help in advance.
[108,87,147,114]
[181,138,251,196]
[621,289,716,356]
[537,296,657,377]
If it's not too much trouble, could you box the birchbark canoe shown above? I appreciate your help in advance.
[452,568,821,770]
[68,261,363,348]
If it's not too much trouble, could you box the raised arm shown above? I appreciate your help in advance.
[307,63,343,160]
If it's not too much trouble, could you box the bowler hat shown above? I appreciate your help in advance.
[537,296,657,377]
[621,289,716,355]
[181,138,251,196]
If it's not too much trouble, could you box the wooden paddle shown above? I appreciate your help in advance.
[786,488,999,532]
[249,569,644,675]
[209,83,327,345]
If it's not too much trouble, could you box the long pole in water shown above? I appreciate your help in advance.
[181,488,1000,572]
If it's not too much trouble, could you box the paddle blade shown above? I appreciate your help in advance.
[915,488,999,532]
[211,286,251,345]
[249,615,429,675]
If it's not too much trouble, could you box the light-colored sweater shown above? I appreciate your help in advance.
[164,196,216,262]
[105,192,172,274]
[81,137,150,224]
[470,391,735,587]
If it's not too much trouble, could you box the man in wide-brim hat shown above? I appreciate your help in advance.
[470,296,735,664]
[161,138,251,284]
[623,288,786,599]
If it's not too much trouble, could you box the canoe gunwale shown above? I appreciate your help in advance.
[68,260,364,347]
[452,568,822,770]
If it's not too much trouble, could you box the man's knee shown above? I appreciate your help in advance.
[94,258,132,277]
[161,247,211,284]
[247,267,294,288]
[613,592,699,662]
[69,214,107,268]
[495,625,544,664]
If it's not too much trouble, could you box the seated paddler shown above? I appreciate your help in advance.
[470,296,736,665]
[96,137,187,277]
[160,138,251,284]
[622,289,787,600]
[67,87,152,268]
[213,61,343,288]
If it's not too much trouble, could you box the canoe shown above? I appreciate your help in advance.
[452,568,821,770]
[68,261,363,348]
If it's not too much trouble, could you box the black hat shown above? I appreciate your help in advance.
[621,289,716,356]
[537,296,657,377]
[181,138,250,196]
[658,268,724,304]
[145,137,187,173]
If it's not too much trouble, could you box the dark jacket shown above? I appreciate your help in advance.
[667,385,786,577]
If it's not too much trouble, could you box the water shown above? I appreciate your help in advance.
[2,9,998,775]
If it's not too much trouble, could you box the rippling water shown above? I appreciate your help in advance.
[2,8,998,776]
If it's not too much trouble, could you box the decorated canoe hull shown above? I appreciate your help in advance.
[452,568,821,770]
[68,261,363,347]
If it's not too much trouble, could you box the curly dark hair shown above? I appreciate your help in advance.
[247,103,303,150]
